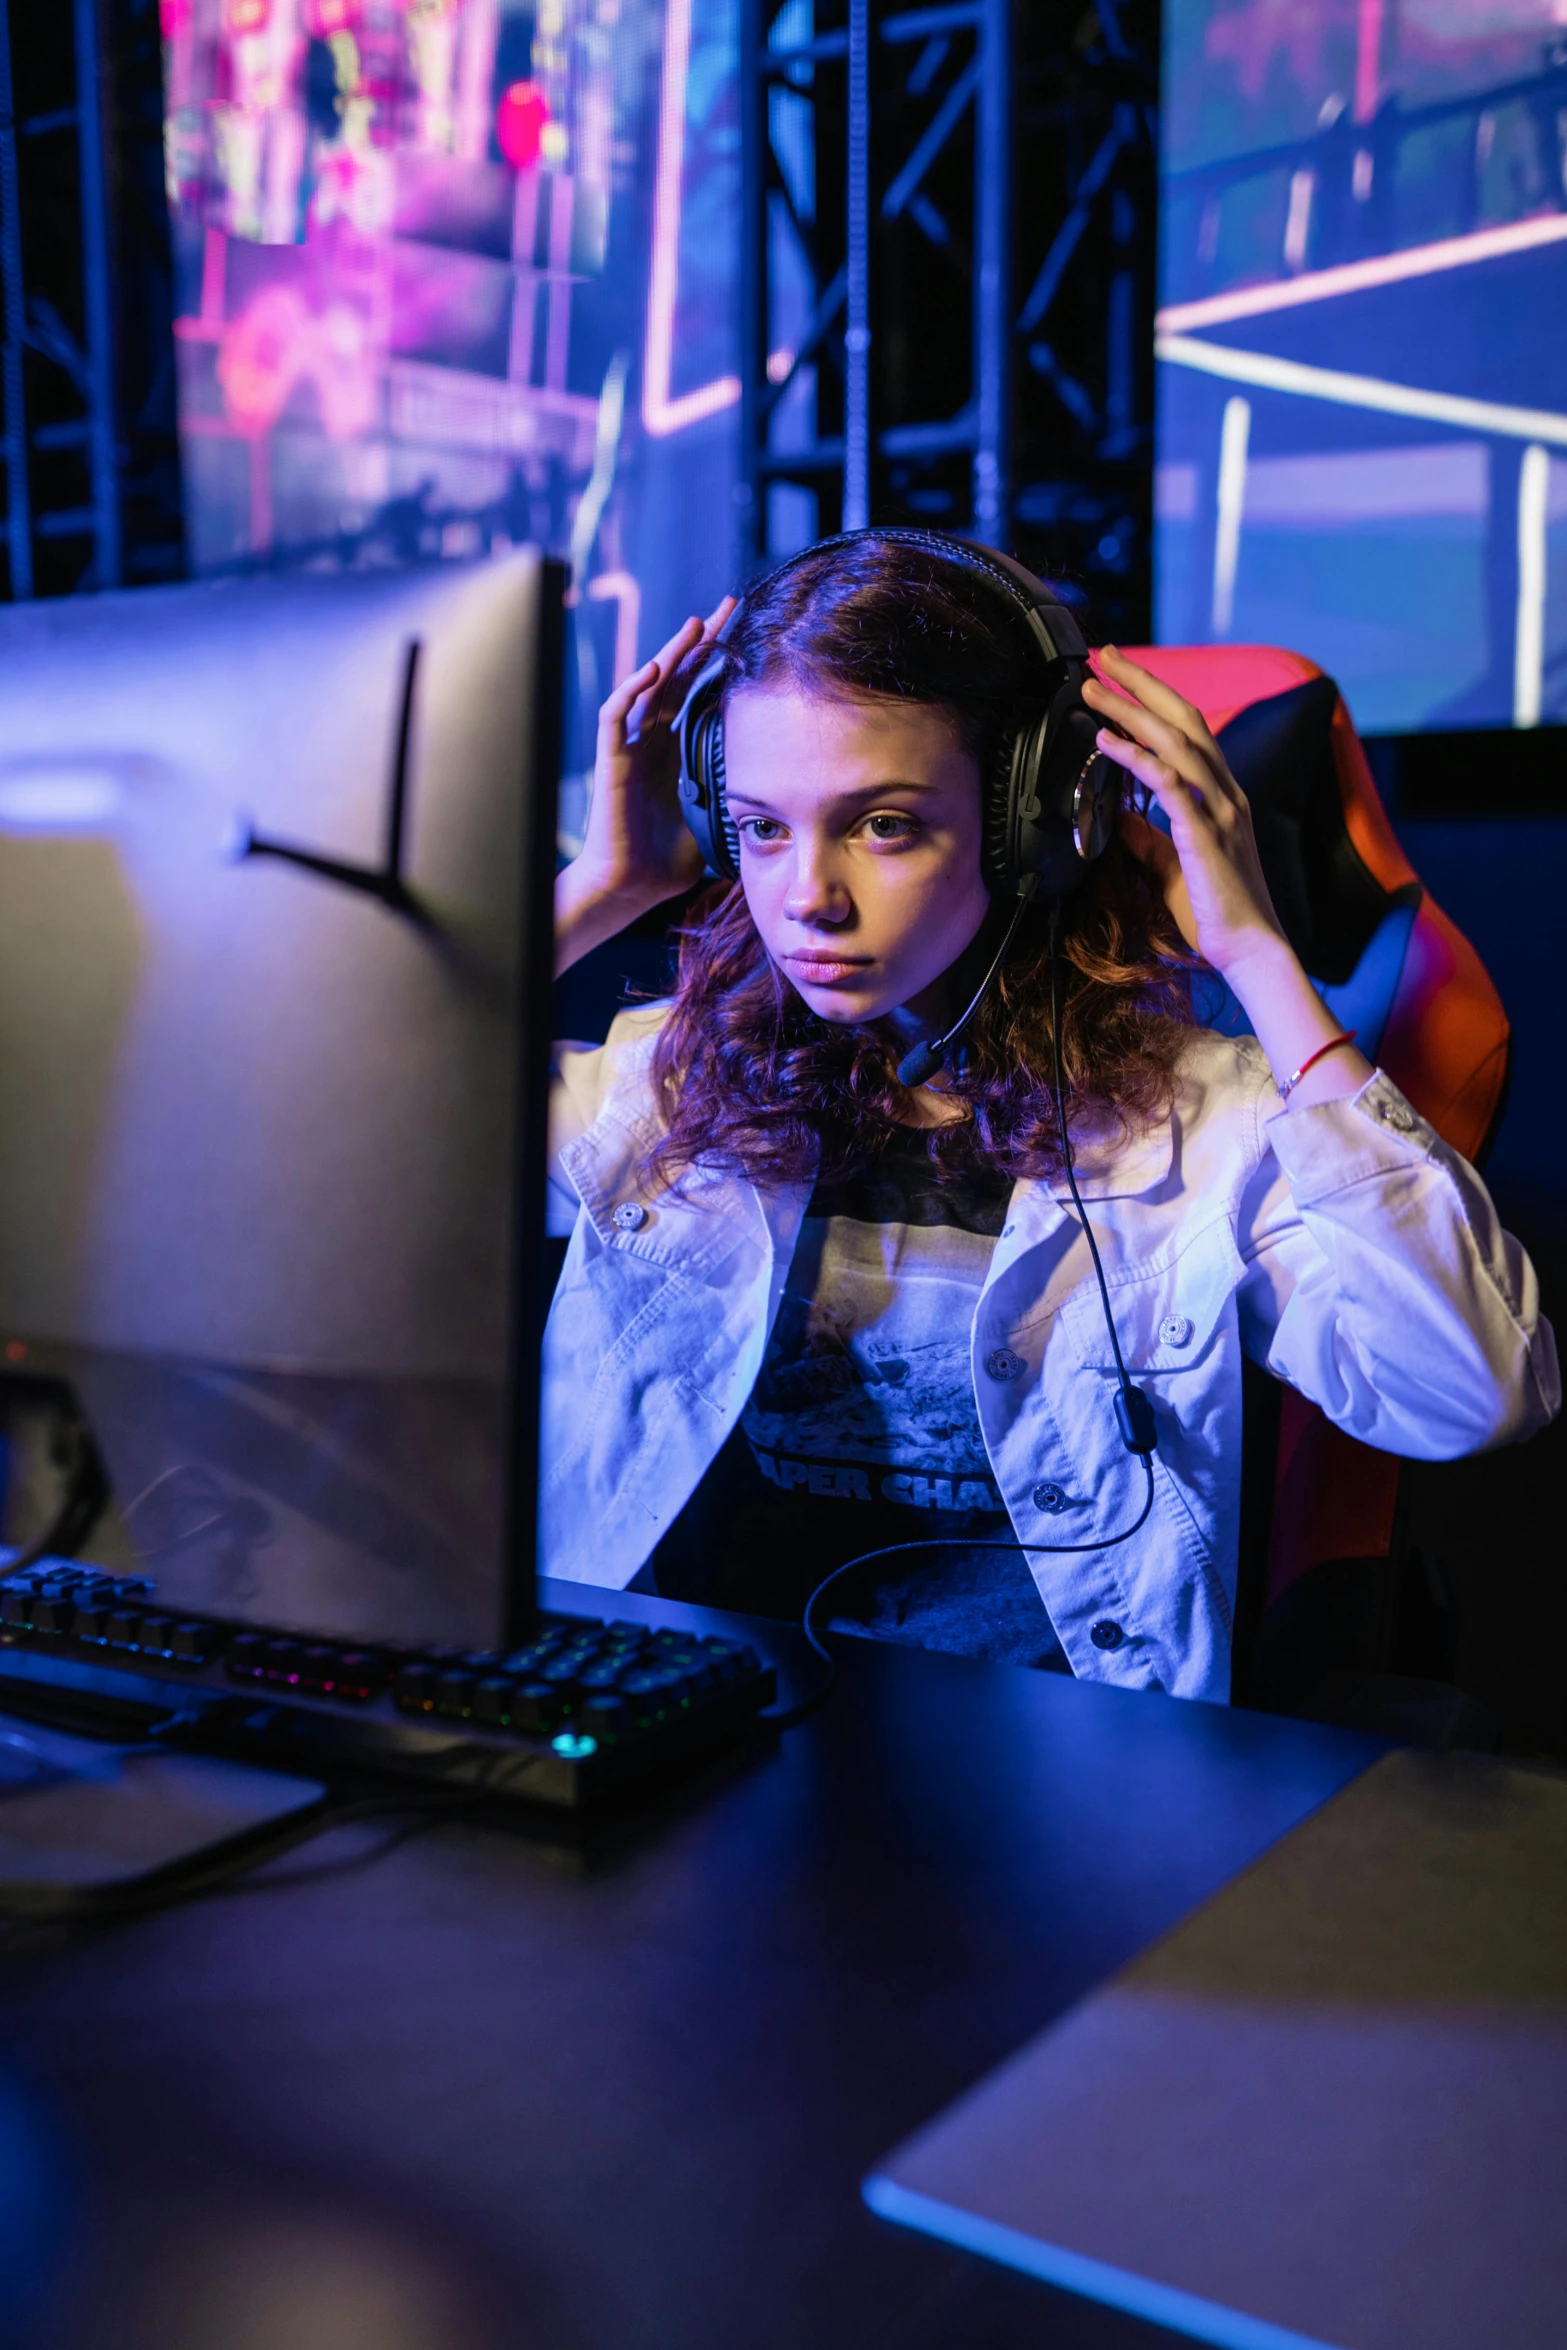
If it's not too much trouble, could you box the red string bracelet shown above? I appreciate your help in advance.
[1277,1030,1357,1102]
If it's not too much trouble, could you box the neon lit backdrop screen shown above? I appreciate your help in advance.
[1156,3,1567,735]
[161,0,740,816]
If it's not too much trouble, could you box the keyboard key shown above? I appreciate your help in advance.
[579,1692,632,1736]
[393,1663,437,1713]
[508,1681,566,1733]
[332,1651,385,1702]
[471,1676,516,1727]
[500,1643,555,1676]
[433,1670,476,1719]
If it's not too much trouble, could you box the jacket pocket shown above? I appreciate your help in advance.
[1057,1219,1243,1377]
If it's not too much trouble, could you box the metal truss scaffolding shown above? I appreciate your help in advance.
[0,0,183,602]
[739,0,1157,634]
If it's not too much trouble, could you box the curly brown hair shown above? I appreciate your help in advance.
[646,533,1197,1190]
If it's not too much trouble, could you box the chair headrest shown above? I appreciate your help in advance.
[1217,676,1417,986]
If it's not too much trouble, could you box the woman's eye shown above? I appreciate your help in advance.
[863,814,919,842]
[739,816,787,844]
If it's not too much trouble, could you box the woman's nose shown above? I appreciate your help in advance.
[784,843,850,925]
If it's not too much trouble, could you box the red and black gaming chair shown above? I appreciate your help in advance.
[1128,644,1511,1739]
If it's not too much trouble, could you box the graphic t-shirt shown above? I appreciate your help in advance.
[643,1131,1069,1670]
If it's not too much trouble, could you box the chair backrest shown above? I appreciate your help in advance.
[1125,645,1511,1704]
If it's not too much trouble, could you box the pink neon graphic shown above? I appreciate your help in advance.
[643,0,740,437]
[1354,0,1383,125]
[1156,212,1567,336]
[216,287,376,443]
[496,80,550,171]
[588,569,643,685]
[216,288,312,433]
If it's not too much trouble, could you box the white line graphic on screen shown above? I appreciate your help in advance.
[1515,445,1550,731]
[643,0,741,437]
[1156,213,1567,336]
[1156,336,1567,451]
[1211,397,1250,637]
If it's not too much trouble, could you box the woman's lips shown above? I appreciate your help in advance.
[785,952,874,985]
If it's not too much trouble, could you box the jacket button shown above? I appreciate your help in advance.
[611,1201,648,1232]
[1090,1619,1124,1651]
[1033,1482,1068,1514]
[984,1346,1025,1383]
[1158,1314,1193,1347]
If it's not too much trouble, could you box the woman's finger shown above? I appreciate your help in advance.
[1091,649,1246,805]
[1093,645,1223,755]
[1084,677,1238,809]
[650,600,739,736]
[629,615,707,735]
[610,614,701,731]
[1095,727,1209,829]
[599,655,662,737]
[652,613,705,671]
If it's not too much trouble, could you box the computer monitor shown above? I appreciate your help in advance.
[0,552,563,1652]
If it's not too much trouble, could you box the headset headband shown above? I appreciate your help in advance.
[676,526,1114,897]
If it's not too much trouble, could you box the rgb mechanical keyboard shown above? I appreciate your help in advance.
[0,1562,777,1808]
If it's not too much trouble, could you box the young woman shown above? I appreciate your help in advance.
[544,533,1558,1700]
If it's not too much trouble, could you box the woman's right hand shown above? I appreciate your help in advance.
[555,600,735,975]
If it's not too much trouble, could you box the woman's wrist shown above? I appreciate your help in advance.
[1216,933,1373,1109]
[554,860,658,976]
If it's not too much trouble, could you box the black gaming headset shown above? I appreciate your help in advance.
[675,526,1122,903]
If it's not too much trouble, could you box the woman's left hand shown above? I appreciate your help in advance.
[1083,646,1289,995]
[1084,646,1373,1111]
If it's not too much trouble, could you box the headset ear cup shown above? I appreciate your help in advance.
[1001,708,1065,892]
[982,725,1022,886]
[676,659,739,881]
[1009,684,1115,895]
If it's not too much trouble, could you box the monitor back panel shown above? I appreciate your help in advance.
[0,554,560,1649]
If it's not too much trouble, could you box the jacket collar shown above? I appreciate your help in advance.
[563,1051,1172,1273]
[1042,1109,1176,1202]
[561,1094,813,1273]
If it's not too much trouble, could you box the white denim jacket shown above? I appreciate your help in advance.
[541,1006,1559,1701]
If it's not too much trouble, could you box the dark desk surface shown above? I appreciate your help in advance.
[0,1594,1378,2350]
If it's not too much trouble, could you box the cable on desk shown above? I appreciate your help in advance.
[0,1784,491,1948]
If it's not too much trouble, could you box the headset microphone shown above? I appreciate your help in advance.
[895,879,1037,1089]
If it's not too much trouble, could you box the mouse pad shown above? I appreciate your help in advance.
[866,1747,1567,2350]
[0,1716,324,1890]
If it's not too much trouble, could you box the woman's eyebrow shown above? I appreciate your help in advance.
[725,777,936,809]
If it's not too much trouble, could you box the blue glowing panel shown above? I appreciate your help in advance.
[161,0,741,824]
[1156,3,1567,736]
